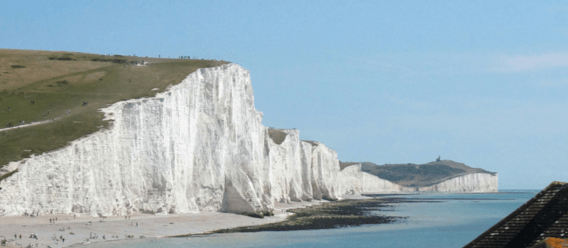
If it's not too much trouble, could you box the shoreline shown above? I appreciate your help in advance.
[0,198,338,248]
[204,196,406,235]
[0,192,505,247]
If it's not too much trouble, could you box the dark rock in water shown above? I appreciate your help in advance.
[210,198,406,233]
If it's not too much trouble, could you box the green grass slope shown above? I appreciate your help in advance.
[0,49,226,178]
[342,160,496,187]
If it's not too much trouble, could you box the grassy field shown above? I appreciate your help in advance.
[0,49,226,178]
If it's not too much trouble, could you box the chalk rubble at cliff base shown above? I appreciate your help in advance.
[0,64,498,217]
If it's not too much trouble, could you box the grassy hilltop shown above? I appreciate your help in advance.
[0,49,226,176]
[341,160,496,187]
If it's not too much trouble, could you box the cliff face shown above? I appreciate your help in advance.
[0,64,498,217]
[0,64,342,217]
[266,130,340,203]
[360,160,497,188]
[418,173,498,192]
[339,164,416,194]
[340,164,498,194]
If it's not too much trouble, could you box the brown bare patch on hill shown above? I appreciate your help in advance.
[0,50,110,90]
[83,71,107,84]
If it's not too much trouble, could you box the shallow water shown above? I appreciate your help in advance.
[84,190,539,248]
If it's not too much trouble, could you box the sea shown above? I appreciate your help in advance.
[87,190,539,248]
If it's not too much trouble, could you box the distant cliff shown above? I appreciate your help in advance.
[342,160,498,192]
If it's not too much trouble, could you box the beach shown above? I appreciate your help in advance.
[0,199,337,248]
[0,192,533,248]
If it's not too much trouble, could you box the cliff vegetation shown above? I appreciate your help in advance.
[0,49,225,176]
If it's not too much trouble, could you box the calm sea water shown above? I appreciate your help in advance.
[90,190,539,248]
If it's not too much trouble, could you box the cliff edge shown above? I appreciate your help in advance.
[0,64,345,217]
[348,160,498,192]
[0,60,498,218]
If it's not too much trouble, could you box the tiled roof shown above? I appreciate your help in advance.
[464,181,568,248]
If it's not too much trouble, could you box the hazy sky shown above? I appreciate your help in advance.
[2,1,567,189]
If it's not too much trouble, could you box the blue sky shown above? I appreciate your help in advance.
[2,1,568,189]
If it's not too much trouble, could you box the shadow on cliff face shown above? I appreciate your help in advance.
[268,129,287,145]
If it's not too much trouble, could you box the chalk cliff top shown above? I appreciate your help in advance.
[0,49,226,173]
[342,160,496,187]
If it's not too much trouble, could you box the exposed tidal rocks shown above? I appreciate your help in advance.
[210,198,406,233]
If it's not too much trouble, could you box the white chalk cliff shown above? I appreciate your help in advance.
[0,64,497,217]
[339,163,498,194]
[0,64,345,217]
[338,164,415,194]
[417,173,498,192]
